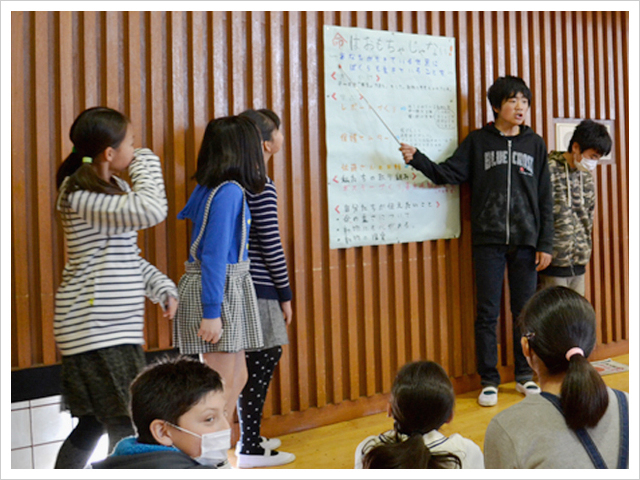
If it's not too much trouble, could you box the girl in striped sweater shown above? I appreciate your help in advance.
[234,109,295,468]
[54,107,178,468]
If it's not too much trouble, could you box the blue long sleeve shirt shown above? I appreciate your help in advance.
[178,182,251,318]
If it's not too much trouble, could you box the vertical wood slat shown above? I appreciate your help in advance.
[11,11,629,438]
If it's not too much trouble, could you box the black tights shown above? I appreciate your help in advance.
[54,415,134,468]
[237,346,282,454]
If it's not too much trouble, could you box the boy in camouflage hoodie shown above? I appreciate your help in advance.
[539,120,612,295]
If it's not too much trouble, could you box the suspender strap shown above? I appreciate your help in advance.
[540,392,608,469]
[614,389,629,469]
[189,181,246,264]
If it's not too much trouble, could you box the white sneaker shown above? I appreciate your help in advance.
[235,436,282,454]
[515,380,541,396]
[478,386,498,407]
[260,436,281,450]
[236,449,296,468]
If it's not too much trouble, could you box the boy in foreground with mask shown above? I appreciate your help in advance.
[539,119,612,295]
[92,356,231,469]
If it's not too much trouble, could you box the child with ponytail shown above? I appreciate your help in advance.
[354,361,484,469]
[484,286,629,468]
[54,107,178,468]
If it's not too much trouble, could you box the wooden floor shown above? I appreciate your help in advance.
[228,354,629,469]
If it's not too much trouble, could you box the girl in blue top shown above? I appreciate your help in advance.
[174,116,266,436]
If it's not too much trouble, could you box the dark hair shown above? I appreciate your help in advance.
[130,355,224,445]
[567,119,612,156]
[239,108,281,143]
[362,361,461,469]
[487,75,532,119]
[56,106,130,194]
[193,115,266,194]
[519,287,609,430]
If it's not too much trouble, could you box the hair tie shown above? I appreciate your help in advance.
[565,347,584,361]
[82,156,93,164]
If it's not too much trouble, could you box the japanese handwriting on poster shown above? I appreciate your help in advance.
[324,25,461,249]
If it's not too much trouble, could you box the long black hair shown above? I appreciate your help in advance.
[519,286,609,430]
[193,115,266,194]
[56,106,130,194]
[238,108,281,144]
[362,361,461,469]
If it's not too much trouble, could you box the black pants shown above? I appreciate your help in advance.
[473,245,536,386]
[237,346,283,454]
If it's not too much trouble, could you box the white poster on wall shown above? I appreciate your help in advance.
[324,25,461,249]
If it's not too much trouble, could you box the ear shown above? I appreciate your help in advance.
[521,336,530,357]
[102,146,116,163]
[150,420,174,447]
[263,140,274,154]
[571,142,581,156]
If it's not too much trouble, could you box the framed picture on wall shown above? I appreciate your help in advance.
[553,118,614,164]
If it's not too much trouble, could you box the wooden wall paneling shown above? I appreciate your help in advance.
[595,13,614,344]
[211,12,229,118]
[563,12,576,119]
[574,13,586,119]
[528,12,543,136]
[421,242,435,364]
[141,11,166,350]
[614,11,629,341]
[230,11,246,113]
[602,13,623,342]
[11,11,32,369]
[551,12,564,119]
[266,10,294,415]
[304,10,328,409]
[33,11,55,365]
[286,11,313,411]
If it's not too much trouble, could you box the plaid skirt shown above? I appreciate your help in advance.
[174,260,263,354]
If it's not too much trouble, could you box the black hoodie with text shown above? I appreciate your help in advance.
[409,123,554,253]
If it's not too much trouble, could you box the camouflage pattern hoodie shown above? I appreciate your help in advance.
[541,151,596,277]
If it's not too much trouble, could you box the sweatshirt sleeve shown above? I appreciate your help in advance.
[200,184,244,319]
[408,135,473,185]
[67,148,168,235]
[483,418,518,469]
[536,145,554,254]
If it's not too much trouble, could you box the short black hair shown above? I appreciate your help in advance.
[130,356,224,445]
[487,75,532,119]
[194,115,266,194]
[567,119,612,156]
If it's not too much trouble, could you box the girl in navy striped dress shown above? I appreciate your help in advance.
[54,107,178,468]
[234,109,295,468]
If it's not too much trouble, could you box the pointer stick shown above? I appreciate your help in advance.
[339,65,402,145]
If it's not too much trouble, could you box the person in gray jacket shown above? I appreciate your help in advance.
[484,287,628,468]
[539,120,612,295]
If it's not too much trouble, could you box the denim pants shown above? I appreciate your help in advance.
[473,245,537,386]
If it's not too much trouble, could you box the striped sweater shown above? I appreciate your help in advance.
[54,148,177,356]
[246,177,292,302]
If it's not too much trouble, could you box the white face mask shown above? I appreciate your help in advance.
[576,158,599,172]
[168,423,231,467]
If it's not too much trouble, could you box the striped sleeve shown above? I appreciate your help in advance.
[139,257,178,305]
[247,181,292,301]
[68,148,168,235]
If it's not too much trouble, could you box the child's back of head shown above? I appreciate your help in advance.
[362,361,462,469]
